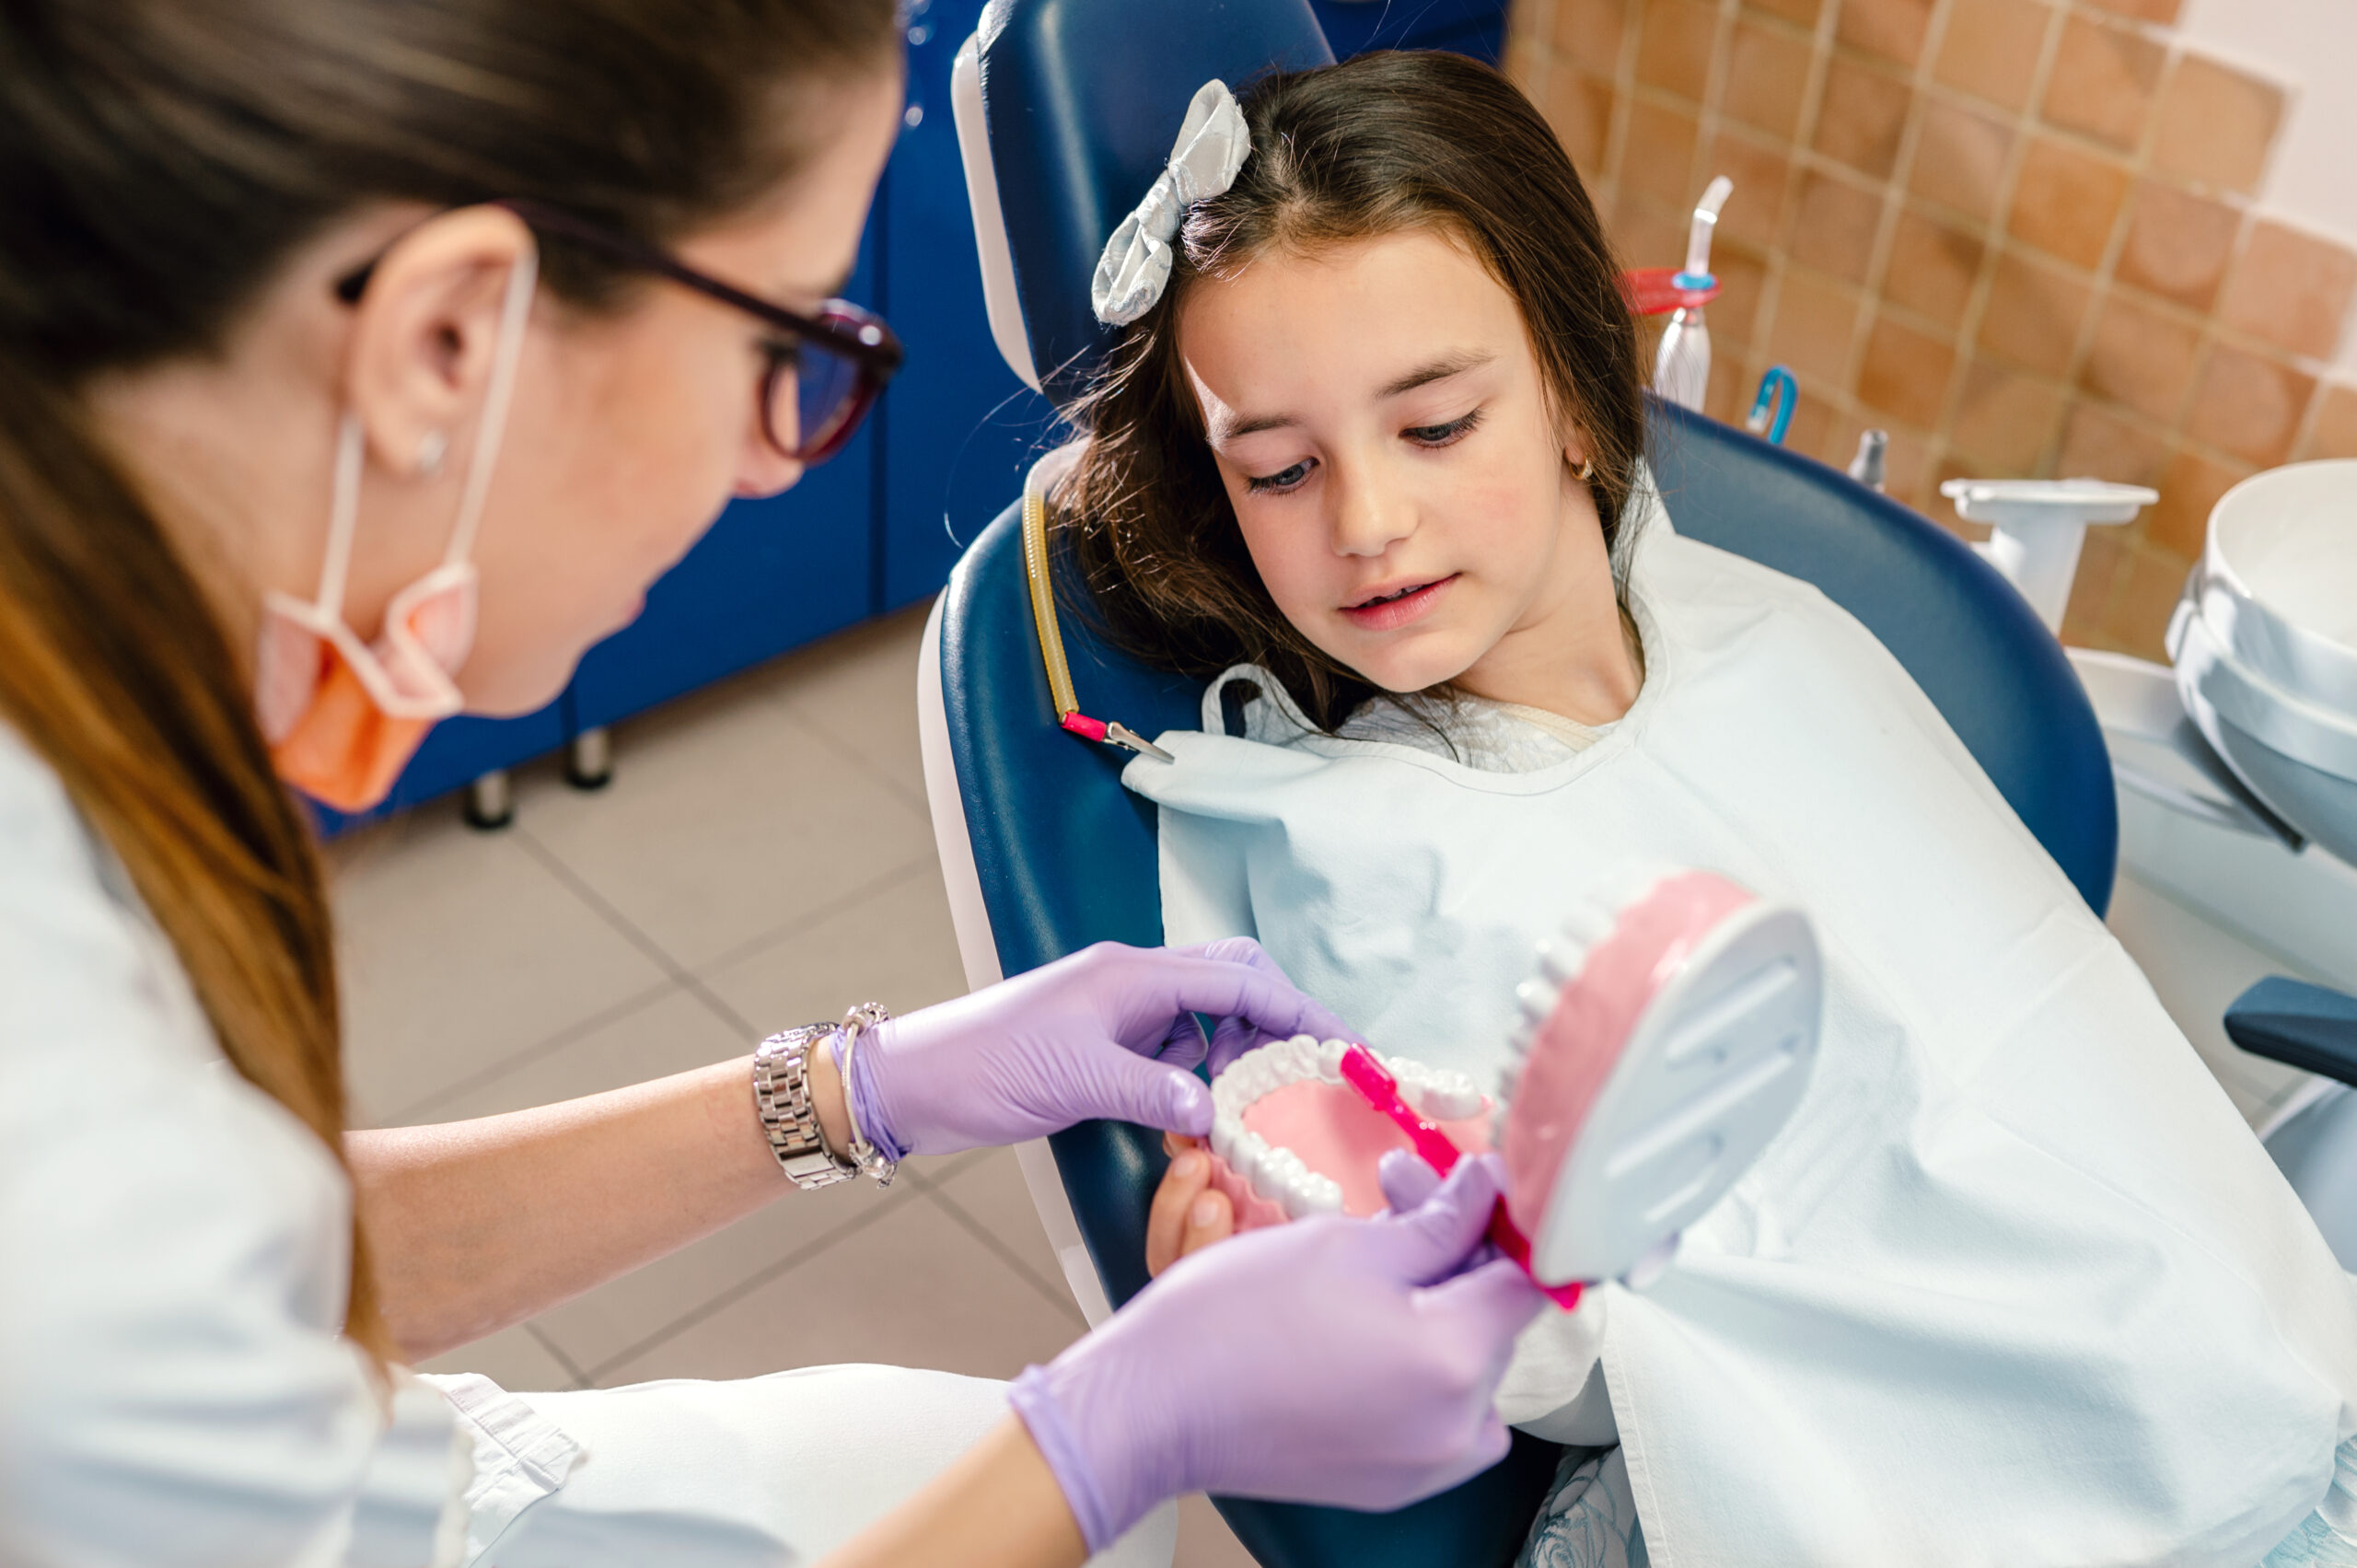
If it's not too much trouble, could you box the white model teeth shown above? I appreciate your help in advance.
[1496,865,1689,1140]
[1209,1035,1458,1221]
[1231,1128,1271,1189]
[1389,1057,1485,1121]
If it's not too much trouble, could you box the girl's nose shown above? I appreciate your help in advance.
[1328,459,1412,559]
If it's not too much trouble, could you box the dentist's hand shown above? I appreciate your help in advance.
[843,939,1354,1160]
[1006,1157,1547,1553]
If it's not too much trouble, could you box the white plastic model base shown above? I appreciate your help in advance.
[1501,868,1822,1288]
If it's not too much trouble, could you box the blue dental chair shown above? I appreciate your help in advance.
[916,3,2118,1562]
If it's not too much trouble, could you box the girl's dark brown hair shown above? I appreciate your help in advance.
[0,0,898,1365]
[1059,50,1645,731]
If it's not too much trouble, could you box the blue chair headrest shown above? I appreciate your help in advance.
[956,0,1334,406]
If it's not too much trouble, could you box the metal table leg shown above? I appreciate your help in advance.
[566,726,614,790]
[463,770,515,830]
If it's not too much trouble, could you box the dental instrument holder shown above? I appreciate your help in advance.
[1637,176,1734,413]
[1943,478,2157,635]
[1746,366,1797,446]
[1849,429,1889,493]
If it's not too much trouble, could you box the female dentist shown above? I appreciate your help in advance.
[0,2,1545,1565]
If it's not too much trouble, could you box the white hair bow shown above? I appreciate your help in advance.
[1090,79,1252,327]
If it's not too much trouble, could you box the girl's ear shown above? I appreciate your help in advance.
[1564,431,1594,481]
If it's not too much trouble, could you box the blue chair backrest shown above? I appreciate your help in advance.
[1647,401,2117,912]
[975,0,1334,401]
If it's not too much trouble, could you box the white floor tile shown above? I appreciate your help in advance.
[514,672,938,974]
[330,807,674,1126]
[696,861,971,1039]
[592,1190,1085,1388]
[383,982,749,1127]
[769,602,933,810]
[534,1168,917,1381]
[415,1320,585,1392]
[1176,1496,1260,1568]
[926,1146,1087,1327]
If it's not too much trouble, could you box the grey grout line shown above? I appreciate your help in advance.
[509,825,697,980]
[676,974,759,1043]
[691,855,941,980]
[378,974,685,1126]
[924,1183,1090,1330]
[503,825,772,1045]
[577,1148,1044,1383]
[524,1321,596,1391]
[776,693,936,820]
[582,1190,919,1383]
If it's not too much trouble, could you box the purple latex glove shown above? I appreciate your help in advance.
[841,939,1355,1160]
[1006,1157,1546,1552]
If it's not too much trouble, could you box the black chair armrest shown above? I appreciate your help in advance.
[2225,977,2357,1086]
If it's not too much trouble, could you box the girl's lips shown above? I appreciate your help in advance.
[1340,574,1457,632]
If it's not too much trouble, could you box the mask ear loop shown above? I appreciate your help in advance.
[315,412,368,623]
[440,239,540,571]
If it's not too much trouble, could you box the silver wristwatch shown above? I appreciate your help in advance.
[751,1005,900,1191]
[752,1024,859,1189]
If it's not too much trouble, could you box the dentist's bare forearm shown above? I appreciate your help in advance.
[348,1051,853,1361]
[819,1417,1088,1568]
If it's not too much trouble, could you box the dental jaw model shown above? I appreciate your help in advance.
[1203,868,1821,1303]
[1208,1037,1491,1225]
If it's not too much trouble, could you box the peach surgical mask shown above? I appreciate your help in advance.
[255,245,537,812]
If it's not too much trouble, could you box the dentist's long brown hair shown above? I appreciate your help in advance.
[1061,50,1647,732]
[0,0,896,1365]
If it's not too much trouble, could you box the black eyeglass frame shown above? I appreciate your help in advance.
[333,198,903,465]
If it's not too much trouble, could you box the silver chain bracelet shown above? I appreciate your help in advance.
[834,1002,899,1188]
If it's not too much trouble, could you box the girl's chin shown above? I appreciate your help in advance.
[1341,647,1478,698]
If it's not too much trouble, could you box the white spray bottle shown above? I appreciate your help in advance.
[1654,176,1734,412]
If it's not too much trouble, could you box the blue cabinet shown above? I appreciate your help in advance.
[327,0,1504,833]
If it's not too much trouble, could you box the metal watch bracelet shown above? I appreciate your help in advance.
[751,1024,859,1190]
[751,1005,900,1191]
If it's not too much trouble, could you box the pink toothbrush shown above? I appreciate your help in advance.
[1339,1044,1585,1311]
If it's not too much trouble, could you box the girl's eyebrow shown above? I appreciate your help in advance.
[1211,349,1498,444]
[1379,349,1494,399]
[1214,409,1303,442]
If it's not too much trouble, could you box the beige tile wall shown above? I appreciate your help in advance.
[1506,0,2357,657]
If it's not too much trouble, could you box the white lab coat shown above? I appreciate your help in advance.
[0,723,1172,1568]
[1124,497,2357,1567]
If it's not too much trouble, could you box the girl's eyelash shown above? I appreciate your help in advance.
[1246,459,1314,494]
[1242,407,1483,493]
[1406,408,1484,447]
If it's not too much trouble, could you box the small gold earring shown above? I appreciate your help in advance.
[416,430,448,477]
[1577,457,1596,482]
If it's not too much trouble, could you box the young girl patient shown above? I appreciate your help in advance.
[1052,49,2357,1568]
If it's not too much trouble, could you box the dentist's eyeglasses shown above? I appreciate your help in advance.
[335,199,902,466]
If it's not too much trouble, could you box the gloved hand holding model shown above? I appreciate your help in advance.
[843,936,1357,1159]
[1006,1157,1543,1554]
